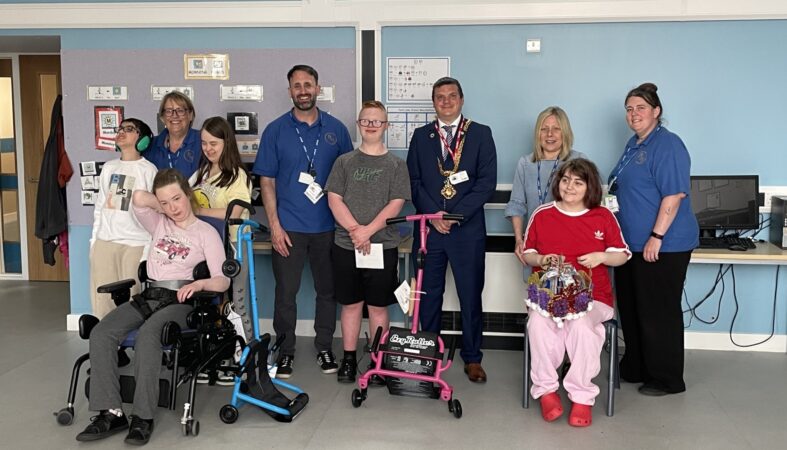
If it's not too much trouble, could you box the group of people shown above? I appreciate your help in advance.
[507,83,698,427]
[77,62,698,443]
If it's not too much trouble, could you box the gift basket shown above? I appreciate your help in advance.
[525,257,594,328]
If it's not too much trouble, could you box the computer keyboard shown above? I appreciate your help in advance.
[698,236,757,250]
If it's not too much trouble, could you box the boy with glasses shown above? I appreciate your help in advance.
[90,118,158,318]
[324,101,410,383]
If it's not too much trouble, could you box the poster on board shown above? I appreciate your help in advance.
[94,106,124,151]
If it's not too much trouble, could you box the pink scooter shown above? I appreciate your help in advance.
[351,213,463,419]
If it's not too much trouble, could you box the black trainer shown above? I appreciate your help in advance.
[366,362,387,387]
[124,416,154,446]
[337,358,357,383]
[317,350,339,374]
[75,410,128,442]
[276,354,294,379]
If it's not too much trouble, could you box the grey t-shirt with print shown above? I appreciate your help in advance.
[325,149,411,250]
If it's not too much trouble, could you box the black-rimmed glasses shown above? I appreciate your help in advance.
[162,107,189,117]
[115,125,139,134]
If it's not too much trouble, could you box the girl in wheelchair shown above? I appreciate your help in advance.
[76,168,229,445]
[521,159,630,427]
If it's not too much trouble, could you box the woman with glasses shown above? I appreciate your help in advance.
[610,83,698,397]
[505,106,587,266]
[324,101,411,384]
[89,118,158,319]
[145,91,202,178]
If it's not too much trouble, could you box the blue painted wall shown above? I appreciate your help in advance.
[383,21,787,337]
[4,20,786,338]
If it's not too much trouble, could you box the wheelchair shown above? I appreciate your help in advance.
[54,214,243,437]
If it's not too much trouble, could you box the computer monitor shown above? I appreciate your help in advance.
[689,175,759,236]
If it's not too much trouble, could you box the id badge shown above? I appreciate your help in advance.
[449,170,469,185]
[603,194,619,213]
[304,182,324,204]
[298,172,315,185]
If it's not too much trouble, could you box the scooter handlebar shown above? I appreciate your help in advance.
[386,216,407,225]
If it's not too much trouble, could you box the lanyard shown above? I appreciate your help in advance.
[293,112,322,175]
[609,146,636,185]
[166,150,181,169]
[435,117,465,161]
[165,135,182,169]
[609,126,660,184]
[536,158,560,205]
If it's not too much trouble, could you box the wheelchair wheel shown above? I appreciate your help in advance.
[54,407,74,425]
[351,389,364,408]
[449,399,462,419]
[182,419,199,436]
[220,404,239,424]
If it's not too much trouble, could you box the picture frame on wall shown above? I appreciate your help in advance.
[184,53,229,80]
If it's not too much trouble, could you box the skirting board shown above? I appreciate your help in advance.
[66,315,785,353]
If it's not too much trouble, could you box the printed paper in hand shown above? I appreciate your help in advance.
[355,243,384,269]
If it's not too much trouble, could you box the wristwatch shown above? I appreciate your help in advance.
[650,231,664,240]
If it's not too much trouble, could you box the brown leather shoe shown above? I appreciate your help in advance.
[464,363,487,383]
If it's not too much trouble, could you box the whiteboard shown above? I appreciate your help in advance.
[387,57,450,103]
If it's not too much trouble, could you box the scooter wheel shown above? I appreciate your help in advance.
[351,389,364,408]
[55,407,74,425]
[220,404,239,424]
[451,399,462,419]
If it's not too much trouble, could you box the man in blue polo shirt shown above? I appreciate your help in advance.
[253,65,353,378]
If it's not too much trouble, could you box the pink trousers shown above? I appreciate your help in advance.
[528,302,614,406]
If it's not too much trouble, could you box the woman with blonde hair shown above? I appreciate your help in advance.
[505,106,587,265]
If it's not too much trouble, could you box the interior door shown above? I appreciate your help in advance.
[20,55,67,281]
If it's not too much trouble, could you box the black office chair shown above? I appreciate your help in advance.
[522,317,620,417]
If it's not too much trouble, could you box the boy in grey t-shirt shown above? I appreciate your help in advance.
[325,101,411,383]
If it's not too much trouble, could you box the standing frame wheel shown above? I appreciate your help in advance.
[351,389,364,408]
[220,404,239,424]
[54,407,74,425]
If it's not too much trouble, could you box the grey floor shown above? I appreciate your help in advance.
[1,280,786,450]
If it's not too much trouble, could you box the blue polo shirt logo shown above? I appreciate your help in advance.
[324,132,338,145]
[184,149,195,163]
[635,150,647,165]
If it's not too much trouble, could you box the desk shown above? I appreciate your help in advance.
[691,242,787,265]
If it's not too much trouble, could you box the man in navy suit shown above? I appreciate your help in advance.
[406,77,497,383]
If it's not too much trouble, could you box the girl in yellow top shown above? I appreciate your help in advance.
[191,116,252,236]
[190,116,253,383]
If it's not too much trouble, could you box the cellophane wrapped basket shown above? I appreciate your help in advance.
[525,260,593,328]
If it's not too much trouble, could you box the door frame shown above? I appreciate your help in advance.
[0,53,28,280]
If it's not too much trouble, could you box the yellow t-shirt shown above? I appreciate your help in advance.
[192,170,252,241]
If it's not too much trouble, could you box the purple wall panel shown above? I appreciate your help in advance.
[61,48,357,225]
